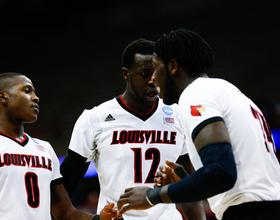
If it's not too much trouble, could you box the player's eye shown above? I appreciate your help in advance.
[141,72,152,76]
[23,87,33,94]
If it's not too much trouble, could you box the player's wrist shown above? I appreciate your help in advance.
[146,187,162,206]
[92,214,100,220]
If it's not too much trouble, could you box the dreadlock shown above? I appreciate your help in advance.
[122,38,155,70]
[154,28,215,77]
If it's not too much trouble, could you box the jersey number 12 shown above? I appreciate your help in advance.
[131,148,160,183]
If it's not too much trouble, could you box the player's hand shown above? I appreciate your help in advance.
[117,187,153,215]
[100,202,122,220]
[154,159,184,188]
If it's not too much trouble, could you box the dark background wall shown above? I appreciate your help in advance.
[1,0,279,157]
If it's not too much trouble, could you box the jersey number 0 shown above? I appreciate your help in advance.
[25,172,40,208]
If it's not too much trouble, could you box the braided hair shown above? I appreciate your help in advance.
[154,29,215,77]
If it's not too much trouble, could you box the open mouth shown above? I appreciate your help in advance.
[146,89,158,101]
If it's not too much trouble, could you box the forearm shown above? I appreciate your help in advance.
[179,202,206,220]
[53,209,97,220]
[166,164,235,203]
[147,142,237,204]
[51,183,95,220]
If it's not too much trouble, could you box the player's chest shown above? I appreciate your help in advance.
[98,116,182,147]
[0,141,53,173]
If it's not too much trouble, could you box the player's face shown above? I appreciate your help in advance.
[128,53,158,106]
[152,53,177,105]
[5,76,39,123]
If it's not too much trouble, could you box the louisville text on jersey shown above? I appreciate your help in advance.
[0,153,52,171]
[111,130,177,145]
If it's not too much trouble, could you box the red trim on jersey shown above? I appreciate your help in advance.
[119,94,157,116]
[0,131,27,143]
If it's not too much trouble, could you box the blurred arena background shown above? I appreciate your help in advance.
[0,0,279,219]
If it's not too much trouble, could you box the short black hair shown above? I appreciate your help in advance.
[154,28,215,77]
[0,72,24,91]
[122,38,155,70]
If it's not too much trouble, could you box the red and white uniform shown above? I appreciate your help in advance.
[0,132,62,220]
[179,77,280,220]
[69,96,187,220]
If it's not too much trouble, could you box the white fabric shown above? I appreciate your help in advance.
[0,133,62,220]
[179,77,280,220]
[69,97,187,220]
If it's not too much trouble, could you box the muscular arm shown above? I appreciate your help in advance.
[51,183,120,220]
[51,183,96,220]
[160,120,237,203]
[60,149,90,198]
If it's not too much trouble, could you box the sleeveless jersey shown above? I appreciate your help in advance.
[178,77,280,220]
[0,132,62,220]
[69,96,188,220]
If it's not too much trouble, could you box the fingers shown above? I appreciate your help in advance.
[101,202,120,220]
[154,166,168,185]
[117,198,132,216]
[117,187,136,211]
[117,197,129,210]
[153,174,166,186]
[119,204,132,215]
[165,159,180,169]
[119,188,133,199]
[103,202,115,211]
[124,187,134,193]
[159,164,166,173]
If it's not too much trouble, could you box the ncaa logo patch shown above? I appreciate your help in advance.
[162,106,173,115]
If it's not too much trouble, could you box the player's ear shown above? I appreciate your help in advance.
[122,67,130,81]
[0,91,8,105]
[168,59,179,76]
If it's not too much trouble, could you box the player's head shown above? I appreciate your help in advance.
[152,29,215,105]
[154,28,215,77]
[0,72,39,123]
[122,38,158,108]
[122,38,155,71]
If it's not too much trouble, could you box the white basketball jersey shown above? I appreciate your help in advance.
[69,96,187,220]
[179,77,280,220]
[0,132,62,220]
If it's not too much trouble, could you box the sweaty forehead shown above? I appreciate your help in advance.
[134,53,153,67]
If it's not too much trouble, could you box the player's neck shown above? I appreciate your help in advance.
[0,118,25,141]
[121,93,156,115]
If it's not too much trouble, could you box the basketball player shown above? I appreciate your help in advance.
[117,29,280,220]
[60,38,205,220]
[0,72,119,220]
